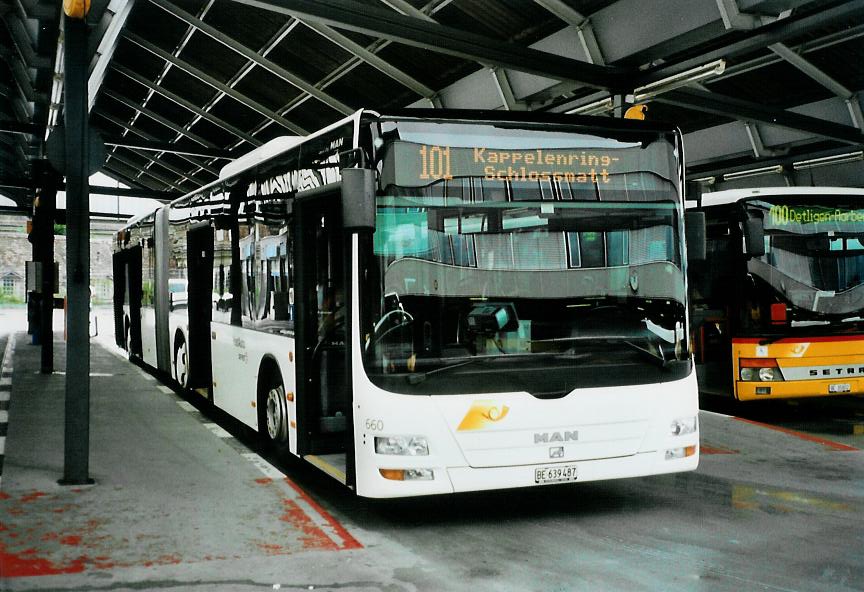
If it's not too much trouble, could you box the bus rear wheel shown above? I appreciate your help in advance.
[174,333,189,388]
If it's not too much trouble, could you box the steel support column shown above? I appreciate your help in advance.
[60,14,93,486]
[39,174,57,374]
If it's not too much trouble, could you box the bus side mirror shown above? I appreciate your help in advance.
[341,168,376,232]
[743,217,765,258]
[684,211,706,261]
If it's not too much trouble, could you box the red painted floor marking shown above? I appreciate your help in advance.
[735,417,859,451]
[19,491,47,503]
[279,498,338,551]
[0,542,88,577]
[283,478,363,550]
[701,444,738,455]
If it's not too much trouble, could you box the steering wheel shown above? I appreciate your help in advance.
[365,309,414,352]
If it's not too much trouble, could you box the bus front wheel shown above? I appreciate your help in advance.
[258,364,288,449]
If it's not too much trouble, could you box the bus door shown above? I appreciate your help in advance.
[126,245,143,357]
[112,249,127,348]
[186,222,214,391]
[294,192,350,456]
[689,211,735,396]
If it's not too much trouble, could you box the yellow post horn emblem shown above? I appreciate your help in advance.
[457,401,510,431]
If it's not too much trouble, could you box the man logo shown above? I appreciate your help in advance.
[457,401,510,431]
[534,430,579,444]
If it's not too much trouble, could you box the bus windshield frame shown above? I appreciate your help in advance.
[742,196,864,323]
[359,118,690,397]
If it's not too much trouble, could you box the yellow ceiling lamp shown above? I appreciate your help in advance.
[63,0,90,19]
[624,104,648,120]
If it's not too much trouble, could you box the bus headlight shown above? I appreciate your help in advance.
[375,436,429,456]
[379,468,434,481]
[758,367,778,381]
[739,359,784,381]
[665,445,697,460]
[670,416,697,436]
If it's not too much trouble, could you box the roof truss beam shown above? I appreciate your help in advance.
[147,0,354,116]
[768,42,854,100]
[95,110,224,178]
[301,20,436,98]
[103,89,222,157]
[2,11,51,69]
[533,0,604,64]
[0,119,39,135]
[101,134,230,160]
[655,88,864,145]
[123,32,310,135]
[88,0,136,112]
[228,0,631,90]
[642,0,864,87]
[111,64,262,148]
[106,150,188,192]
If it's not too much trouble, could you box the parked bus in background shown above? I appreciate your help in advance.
[113,109,700,498]
[687,187,864,401]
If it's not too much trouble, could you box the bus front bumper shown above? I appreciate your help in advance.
[737,378,864,401]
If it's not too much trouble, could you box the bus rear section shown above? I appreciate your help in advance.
[688,187,864,401]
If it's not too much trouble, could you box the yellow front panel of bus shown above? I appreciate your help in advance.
[732,336,864,401]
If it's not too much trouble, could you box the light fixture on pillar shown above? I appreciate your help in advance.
[63,0,91,19]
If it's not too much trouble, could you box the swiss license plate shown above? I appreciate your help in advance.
[534,464,578,485]
[829,383,851,393]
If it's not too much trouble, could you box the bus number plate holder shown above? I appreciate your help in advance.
[828,383,851,394]
[534,464,578,485]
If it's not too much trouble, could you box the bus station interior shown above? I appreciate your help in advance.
[1,1,864,590]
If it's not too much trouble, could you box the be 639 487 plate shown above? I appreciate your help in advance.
[534,464,578,485]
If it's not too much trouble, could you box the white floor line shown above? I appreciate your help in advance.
[0,391,9,402]
[241,452,285,479]
[176,401,197,412]
[0,437,5,455]
[157,385,174,394]
[700,409,735,419]
[0,410,8,423]
[203,423,234,438]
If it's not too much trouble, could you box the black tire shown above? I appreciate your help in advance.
[174,332,189,389]
[258,362,288,452]
[124,317,132,360]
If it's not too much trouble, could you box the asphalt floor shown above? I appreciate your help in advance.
[0,329,404,591]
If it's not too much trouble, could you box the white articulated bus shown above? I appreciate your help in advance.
[113,109,700,498]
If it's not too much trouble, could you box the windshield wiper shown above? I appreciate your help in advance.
[621,340,669,369]
[405,352,579,385]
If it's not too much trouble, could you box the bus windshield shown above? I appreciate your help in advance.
[361,121,689,397]
[744,197,864,319]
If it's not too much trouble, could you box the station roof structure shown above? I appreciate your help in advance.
[2,0,864,212]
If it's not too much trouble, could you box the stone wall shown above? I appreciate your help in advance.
[0,213,123,303]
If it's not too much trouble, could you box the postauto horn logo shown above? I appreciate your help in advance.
[457,401,510,431]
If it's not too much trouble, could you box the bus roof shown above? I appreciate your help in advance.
[688,186,864,207]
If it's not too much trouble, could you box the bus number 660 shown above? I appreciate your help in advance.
[365,418,384,431]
